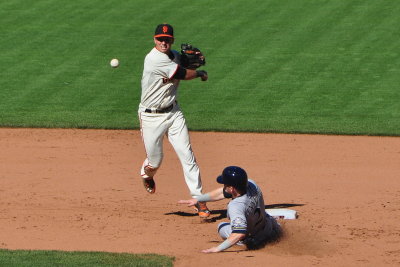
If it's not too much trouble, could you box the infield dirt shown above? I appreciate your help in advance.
[0,128,399,266]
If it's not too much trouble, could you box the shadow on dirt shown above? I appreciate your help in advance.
[164,203,304,222]
[265,203,304,209]
[164,209,227,222]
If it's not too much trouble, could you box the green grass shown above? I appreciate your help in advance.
[0,249,174,267]
[1,0,400,135]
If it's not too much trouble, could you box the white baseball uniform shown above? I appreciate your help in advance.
[138,47,203,197]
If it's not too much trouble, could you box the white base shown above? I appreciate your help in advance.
[266,208,298,220]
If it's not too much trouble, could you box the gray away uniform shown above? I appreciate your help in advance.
[218,179,281,249]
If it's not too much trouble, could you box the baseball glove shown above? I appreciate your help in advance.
[180,43,206,69]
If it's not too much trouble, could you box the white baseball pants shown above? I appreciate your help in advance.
[138,105,203,197]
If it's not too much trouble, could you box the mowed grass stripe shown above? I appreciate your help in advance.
[1,1,146,127]
[186,1,352,128]
[183,0,400,134]
[0,249,173,267]
[1,0,399,134]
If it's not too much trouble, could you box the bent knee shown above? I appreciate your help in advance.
[217,222,231,239]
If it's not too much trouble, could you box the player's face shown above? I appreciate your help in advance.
[223,185,233,198]
[154,37,174,53]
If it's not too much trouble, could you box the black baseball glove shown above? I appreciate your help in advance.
[180,43,206,70]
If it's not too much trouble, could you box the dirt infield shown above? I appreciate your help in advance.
[0,128,399,266]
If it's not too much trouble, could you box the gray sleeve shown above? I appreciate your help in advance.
[227,201,247,234]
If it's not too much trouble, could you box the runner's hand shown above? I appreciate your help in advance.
[177,198,198,207]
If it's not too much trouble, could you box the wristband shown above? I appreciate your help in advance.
[216,239,232,252]
[196,70,204,77]
[195,193,211,202]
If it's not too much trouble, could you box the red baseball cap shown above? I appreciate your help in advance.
[154,24,174,38]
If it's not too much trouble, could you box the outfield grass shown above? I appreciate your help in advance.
[1,0,399,135]
[0,250,174,267]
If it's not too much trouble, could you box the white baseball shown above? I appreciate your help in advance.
[110,58,119,68]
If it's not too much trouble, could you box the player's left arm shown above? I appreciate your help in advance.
[202,233,246,253]
[172,66,207,81]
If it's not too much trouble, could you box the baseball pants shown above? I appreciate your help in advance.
[139,105,203,197]
[217,218,281,248]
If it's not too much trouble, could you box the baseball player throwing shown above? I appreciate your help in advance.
[138,24,210,218]
[179,166,282,252]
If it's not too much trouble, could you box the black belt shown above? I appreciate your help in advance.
[144,102,175,114]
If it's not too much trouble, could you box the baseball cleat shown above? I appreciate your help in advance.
[194,201,211,218]
[142,177,156,194]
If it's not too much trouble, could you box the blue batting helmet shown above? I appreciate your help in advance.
[216,166,248,193]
